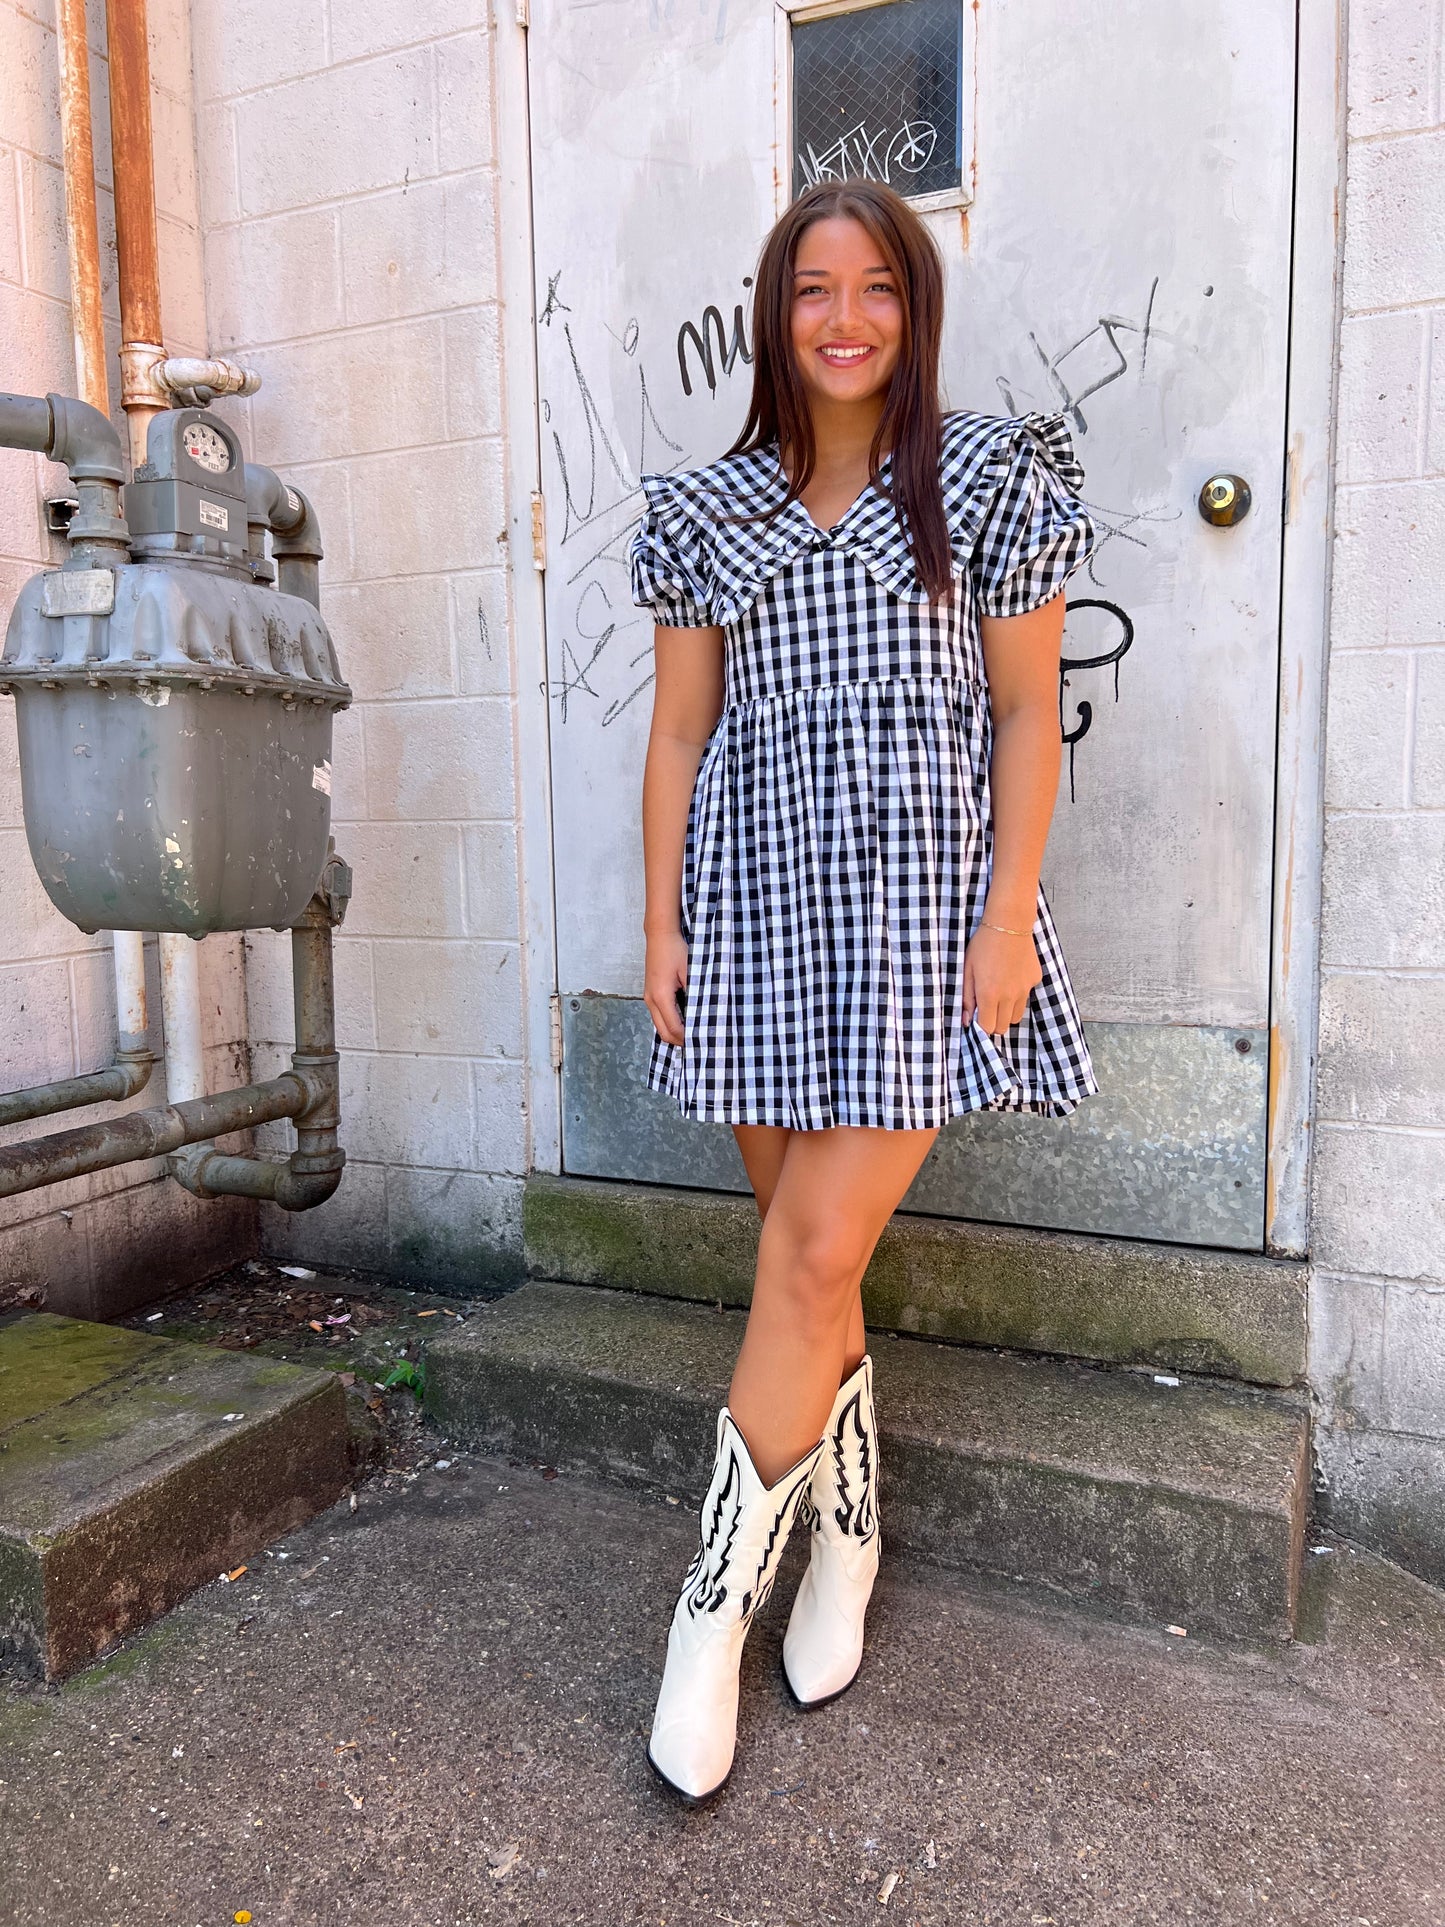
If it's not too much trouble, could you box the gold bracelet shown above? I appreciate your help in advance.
[982,918,1032,937]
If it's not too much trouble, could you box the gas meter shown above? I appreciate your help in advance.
[1,395,350,936]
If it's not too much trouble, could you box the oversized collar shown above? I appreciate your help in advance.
[643,409,1082,626]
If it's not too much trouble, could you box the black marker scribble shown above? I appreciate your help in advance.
[997,278,1162,437]
[1058,599,1135,803]
[678,279,754,397]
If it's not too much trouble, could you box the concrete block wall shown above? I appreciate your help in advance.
[1311,0,1445,1582]
[188,2,529,1286]
[0,0,254,1316]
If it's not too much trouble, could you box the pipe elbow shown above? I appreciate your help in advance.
[46,392,127,484]
[271,1162,345,1212]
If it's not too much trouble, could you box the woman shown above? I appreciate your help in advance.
[630,178,1097,1804]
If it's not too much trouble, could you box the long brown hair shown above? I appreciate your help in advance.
[725,179,953,603]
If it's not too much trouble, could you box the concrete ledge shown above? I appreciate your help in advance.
[426,1281,1310,1640]
[523,1173,1308,1386]
[0,1313,351,1680]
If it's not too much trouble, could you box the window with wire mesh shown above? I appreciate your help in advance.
[792,0,963,201]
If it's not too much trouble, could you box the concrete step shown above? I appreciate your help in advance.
[0,1311,352,1680]
[522,1174,1308,1388]
[425,1280,1310,1640]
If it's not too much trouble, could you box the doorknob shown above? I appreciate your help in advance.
[1198,474,1252,526]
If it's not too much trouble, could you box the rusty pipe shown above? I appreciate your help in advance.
[104,0,164,466]
[169,851,351,1212]
[0,1048,151,1130]
[0,1073,310,1200]
[56,0,107,415]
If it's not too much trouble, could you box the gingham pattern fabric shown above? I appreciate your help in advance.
[629,408,1098,1129]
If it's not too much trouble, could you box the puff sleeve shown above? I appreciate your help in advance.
[629,474,717,629]
[971,414,1096,619]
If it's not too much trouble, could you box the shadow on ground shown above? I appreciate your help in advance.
[2,1269,1444,1925]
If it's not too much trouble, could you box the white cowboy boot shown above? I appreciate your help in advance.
[647,1406,824,1804]
[782,1354,881,1708]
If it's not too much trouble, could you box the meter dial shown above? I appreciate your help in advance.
[182,420,232,474]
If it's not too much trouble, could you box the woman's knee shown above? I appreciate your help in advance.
[759,1213,871,1320]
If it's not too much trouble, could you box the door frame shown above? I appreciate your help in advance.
[497,0,1344,1259]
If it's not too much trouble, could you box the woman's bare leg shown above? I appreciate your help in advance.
[733,1124,870,1382]
[727,1125,940,1484]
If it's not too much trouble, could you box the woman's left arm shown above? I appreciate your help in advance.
[964,590,1067,1032]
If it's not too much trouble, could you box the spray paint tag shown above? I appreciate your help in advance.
[312,761,332,796]
[198,500,230,531]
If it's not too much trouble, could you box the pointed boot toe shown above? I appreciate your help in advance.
[645,1408,823,1805]
[782,1356,882,1710]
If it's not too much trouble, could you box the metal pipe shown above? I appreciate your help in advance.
[245,466,324,608]
[159,934,204,1103]
[104,0,165,467]
[0,1050,151,1130]
[55,0,107,418]
[0,1074,309,1200]
[169,852,351,1212]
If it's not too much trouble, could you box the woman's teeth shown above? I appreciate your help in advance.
[820,345,872,361]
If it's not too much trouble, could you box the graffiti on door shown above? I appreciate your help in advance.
[541,265,1186,795]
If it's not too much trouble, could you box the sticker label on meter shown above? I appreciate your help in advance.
[198,500,229,531]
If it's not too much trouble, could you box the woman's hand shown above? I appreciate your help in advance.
[645,926,691,1047]
[963,923,1042,1034]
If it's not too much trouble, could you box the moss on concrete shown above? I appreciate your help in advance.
[522,1174,1308,1386]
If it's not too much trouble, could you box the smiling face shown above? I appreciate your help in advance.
[789,214,905,420]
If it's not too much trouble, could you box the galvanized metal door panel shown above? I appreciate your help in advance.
[529,0,1294,1249]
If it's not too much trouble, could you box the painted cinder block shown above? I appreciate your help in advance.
[0,5,62,165]
[348,438,507,577]
[1336,310,1426,485]
[361,697,514,824]
[462,822,520,941]
[325,576,457,702]
[1307,1268,1388,1427]
[435,29,497,175]
[338,1051,476,1171]
[0,959,73,1090]
[442,307,505,442]
[1343,129,1445,312]
[204,206,345,350]
[259,1155,390,1270]
[472,1058,527,1176]
[451,569,514,698]
[1381,1283,1445,1436]
[1331,477,1445,649]
[340,173,499,329]
[1321,813,1445,969]
[245,317,447,468]
[1347,0,1438,139]
[332,0,488,66]
[371,938,522,1058]
[384,1164,524,1286]
[1322,649,1410,808]
[192,0,327,105]
[342,822,468,939]
[1317,970,1445,1127]
[1312,1124,1445,1285]
[1413,650,1445,804]
[233,49,438,218]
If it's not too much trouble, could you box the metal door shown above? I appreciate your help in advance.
[528,0,1295,1249]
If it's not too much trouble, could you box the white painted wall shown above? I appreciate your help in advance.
[186,0,530,1284]
[0,0,252,1315]
[1310,0,1445,1578]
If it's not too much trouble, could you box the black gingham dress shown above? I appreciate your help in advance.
[629,408,1098,1130]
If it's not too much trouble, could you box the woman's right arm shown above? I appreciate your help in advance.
[642,621,725,1046]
